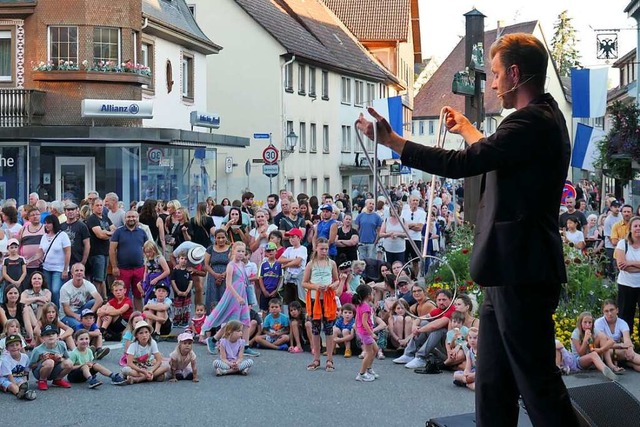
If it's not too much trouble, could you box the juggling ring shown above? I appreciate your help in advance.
[354,107,459,321]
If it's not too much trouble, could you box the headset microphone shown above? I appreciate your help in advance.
[497,85,517,98]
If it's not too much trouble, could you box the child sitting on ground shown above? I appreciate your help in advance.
[35,303,74,350]
[571,311,619,381]
[67,329,126,388]
[387,299,412,350]
[0,334,36,400]
[555,338,577,375]
[122,320,169,384]
[287,300,307,353]
[169,332,199,382]
[74,309,109,360]
[143,283,173,341]
[97,280,133,342]
[1,320,27,354]
[333,304,356,357]
[29,324,73,390]
[119,311,144,366]
[254,299,290,351]
[171,252,193,327]
[214,320,254,376]
[187,304,207,344]
[444,311,469,369]
[453,327,478,390]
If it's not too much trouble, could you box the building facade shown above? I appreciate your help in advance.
[0,0,246,207]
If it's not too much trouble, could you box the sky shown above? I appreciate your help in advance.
[418,0,637,78]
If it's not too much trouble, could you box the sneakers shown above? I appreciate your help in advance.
[393,354,413,364]
[453,379,467,387]
[23,390,36,400]
[37,380,48,391]
[344,349,352,358]
[244,347,261,357]
[355,372,376,382]
[367,368,380,379]
[215,368,228,376]
[405,357,427,369]
[278,344,289,351]
[88,375,103,389]
[240,367,250,375]
[206,337,218,355]
[377,350,386,360]
[95,347,110,360]
[52,378,71,388]
[602,366,618,381]
[288,346,303,353]
[151,332,160,341]
[358,352,365,359]
[110,373,126,385]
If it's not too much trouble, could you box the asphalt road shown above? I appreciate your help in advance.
[5,339,640,427]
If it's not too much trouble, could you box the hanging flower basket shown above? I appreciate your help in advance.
[595,101,640,182]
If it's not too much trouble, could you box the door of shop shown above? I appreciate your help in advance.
[55,157,95,203]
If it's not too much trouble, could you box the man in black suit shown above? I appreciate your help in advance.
[357,33,578,427]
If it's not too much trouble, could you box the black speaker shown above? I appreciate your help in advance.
[568,381,640,427]
[426,405,533,427]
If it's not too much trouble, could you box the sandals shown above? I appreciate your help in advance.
[325,360,335,372]
[307,360,321,371]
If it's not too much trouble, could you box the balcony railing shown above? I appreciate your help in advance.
[0,89,45,126]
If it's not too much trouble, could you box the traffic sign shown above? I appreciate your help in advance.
[147,147,163,163]
[263,163,280,177]
[262,146,279,164]
[253,133,270,139]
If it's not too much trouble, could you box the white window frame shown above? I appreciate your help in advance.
[181,53,194,100]
[341,76,352,104]
[299,122,307,152]
[323,125,329,154]
[366,82,375,105]
[310,123,317,152]
[48,26,78,64]
[298,63,306,95]
[93,27,121,64]
[284,62,293,92]
[341,125,351,152]
[0,30,13,82]
[309,67,316,97]
[321,70,329,100]
[354,80,364,106]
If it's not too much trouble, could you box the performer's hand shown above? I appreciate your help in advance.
[356,108,404,153]
[443,106,483,144]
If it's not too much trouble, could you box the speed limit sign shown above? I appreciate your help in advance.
[262,146,279,164]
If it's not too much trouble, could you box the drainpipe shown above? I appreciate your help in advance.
[141,17,148,30]
[281,54,295,190]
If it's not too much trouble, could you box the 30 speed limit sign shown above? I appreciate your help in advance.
[262,146,279,164]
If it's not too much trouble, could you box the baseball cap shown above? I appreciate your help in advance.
[285,228,303,239]
[320,204,333,212]
[41,324,59,336]
[81,308,95,318]
[7,238,19,247]
[177,332,194,342]
[65,202,78,209]
[5,334,22,346]
[610,200,621,207]
[155,282,171,293]
[265,242,277,251]
[396,274,411,285]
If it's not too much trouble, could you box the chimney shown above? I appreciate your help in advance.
[497,20,505,37]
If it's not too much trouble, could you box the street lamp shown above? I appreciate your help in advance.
[282,130,298,159]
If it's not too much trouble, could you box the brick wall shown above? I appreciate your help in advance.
[23,0,143,125]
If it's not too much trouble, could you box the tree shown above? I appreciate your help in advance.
[550,10,581,76]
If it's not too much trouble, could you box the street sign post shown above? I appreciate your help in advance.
[263,163,279,194]
[262,146,279,164]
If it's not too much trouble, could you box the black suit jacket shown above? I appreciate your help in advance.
[401,94,570,286]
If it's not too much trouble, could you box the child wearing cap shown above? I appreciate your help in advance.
[171,252,193,327]
[2,238,26,299]
[169,332,198,382]
[28,324,73,390]
[1,334,36,400]
[258,242,283,317]
[74,309,109,360]
[122,320,169,383]
[67,329,126,388]
[143,283,173,340]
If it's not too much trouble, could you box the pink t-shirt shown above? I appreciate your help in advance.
[355,303,372,336]
[219,338,245,362]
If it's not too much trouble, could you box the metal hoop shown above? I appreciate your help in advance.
[395,255,458,321]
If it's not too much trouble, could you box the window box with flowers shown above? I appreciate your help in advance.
[31,60,151,86]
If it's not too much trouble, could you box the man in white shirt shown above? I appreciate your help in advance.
[59,263,103,329]
[401,195,426,275]
[277,229,308,314]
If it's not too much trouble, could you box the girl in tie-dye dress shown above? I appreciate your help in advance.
[200,242,251,347]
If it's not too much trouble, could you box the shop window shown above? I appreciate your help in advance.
[93,27,120,64]
[49,26,78,64]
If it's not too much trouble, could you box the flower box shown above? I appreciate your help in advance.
[32,70,151,86]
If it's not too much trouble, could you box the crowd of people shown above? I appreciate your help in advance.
[1,179,640,400]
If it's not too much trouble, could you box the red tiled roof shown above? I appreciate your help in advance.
[413,20,539,118]
[321,0,410,41]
